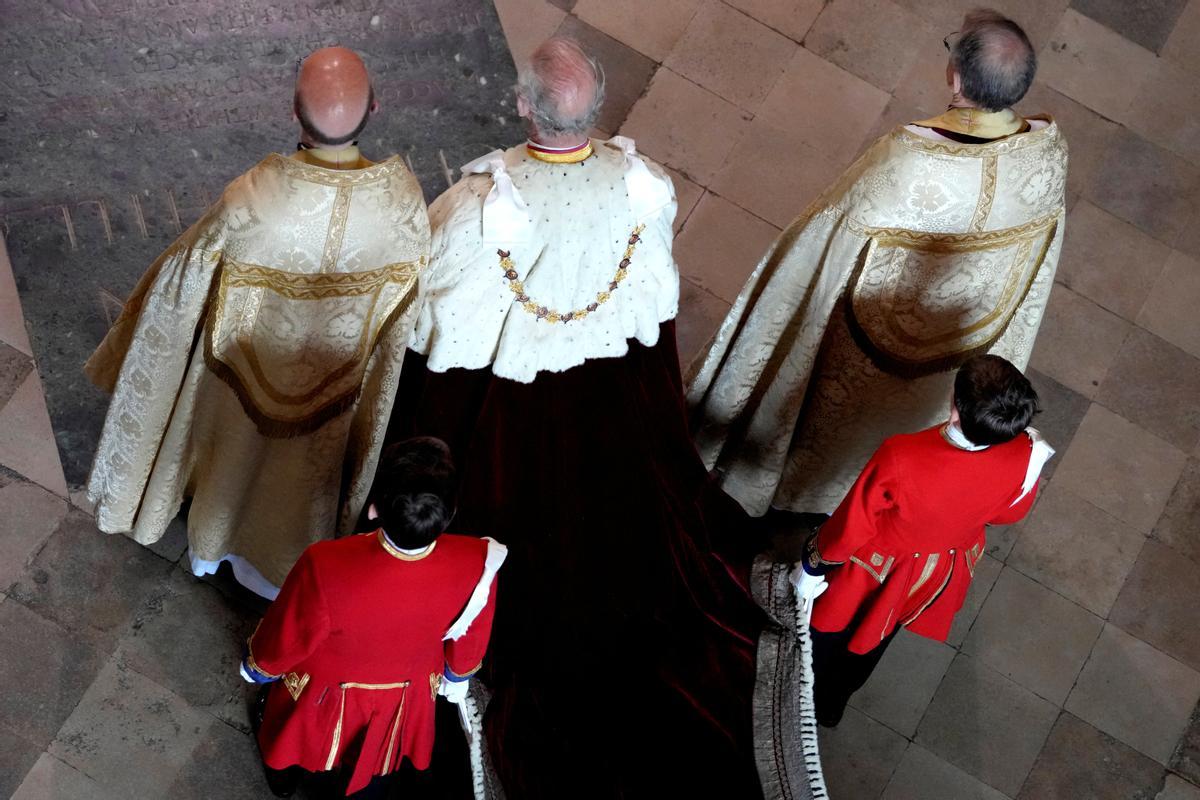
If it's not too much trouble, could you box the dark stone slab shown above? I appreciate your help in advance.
[1027,368,1090,479]
[1070,0,1189,53]
[0,723,44,798]
[1173,699,1200,786]
[8,506,174,646]
[0,0,522,485]
[556,15,657,135]
[1017,712,1165,800]
[1111,539,1200,673]
[1155,458,1200,566]
[1097,328,1200,453]
[0,599,107,747]
[0,340,34,413]
[166,718,266,800]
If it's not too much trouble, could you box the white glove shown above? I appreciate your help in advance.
[788,564,828,611]
[439,676,470,704]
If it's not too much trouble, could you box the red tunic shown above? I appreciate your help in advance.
[811,425,1038,654]
[248,531,498,794]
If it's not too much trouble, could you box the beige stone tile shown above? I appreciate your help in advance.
[1139,250,1200,360]
[1039,10,1158,120]
[620,68,753,184]
[1053,404,1188,533]
[947,553,1002,647]
[1028,285,1131,399]
[722,0,824,42]
[11,753,122,800]
[850,628,956,737]
[709,116,848,229]
[0,371,67,498]
[882,743,1011,800]
[574,0,701,62]
[0,237,33,357]
[676,278,730,376]
[1126,58,1200,167]
[1066,622,1200,764]
[1164,0,1200,74]
[1071,0,1189,54]
[0,479,68,590]
[756,46,891,165]
[663,165,704,234]
[892,0,1070,52]
[818,706,909,800]
[1158,775,1200,800]
[672,192,780,304]
[917,654,1060,796]
[1008,485,1145,617]
[890,42,957,123]
[664,0,797,112]
[964,566,1103,704]
[1154,458,1200,566]
[1017,82,1120,209]
[493,0,567,68]
[1111,539,1200,675]
[1097,328,1200,452]
[555,16,658,135]
[805,0,937,93]
[1056,201,1171,322]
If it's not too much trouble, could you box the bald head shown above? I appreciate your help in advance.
[294,46,374,146]
[517,38,606,139]
[950,9,1036,111]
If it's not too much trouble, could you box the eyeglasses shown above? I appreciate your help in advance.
[943,31,962,51]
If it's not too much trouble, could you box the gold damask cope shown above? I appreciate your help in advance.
[205,257,422,438]
[844,214,1058,376]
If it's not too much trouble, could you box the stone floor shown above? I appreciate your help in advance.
[3,0,1200,797]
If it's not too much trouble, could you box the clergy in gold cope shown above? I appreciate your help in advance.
[688,9,1067,517]
[85,47,431,595]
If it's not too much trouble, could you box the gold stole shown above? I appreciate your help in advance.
[911,107,1026,140]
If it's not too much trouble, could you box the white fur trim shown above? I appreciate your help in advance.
[1012,427,1055,506]
[444,538,507,641]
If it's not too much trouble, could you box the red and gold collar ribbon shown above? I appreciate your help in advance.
[526,139,594,164]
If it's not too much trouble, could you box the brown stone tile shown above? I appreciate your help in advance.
[0,238,34,357]
[964,566,1103,704]
[664,0,796,112]
[1173,701,1200,789]
[546,0,575,10]
[709,116,848,229]
[10,753,123,800]
[166,718,265,800]
[1176,215,1200,264]
[0,724,41,799]
[1008,485,1145,616]
[50,658,213,798]
[1028,285,1132,399]
[1053,404,1188,532]
[676,278,730,372]
[574,0,701,62]
[1040,10,1157,121]
[555,16,658,135]
[1126,58,1200,167]
[1070,0,1189,53]
[1139,251,1200,360]
[863,97,931,152]
[8,507,174,646]
[1017,82,1120,209]
[1112,539,1200,674]
[0,478,68,591]
[1056,201,1171,321]
[985,514,1024,561]
[1154,458,1200,566]
[1026,368,1091,479]
[494,0,567,68]
[672,192,780,304]
[1017,711,1168,800]
[892,0,1070,52]
[756,46,891,165]
[882,743,1011,800]
[620,68,752,184]
[917,654,1060,796]
[663,165,704,234]
[0,340,33,413]
[890,42,958,122]
[947,553,1003,647]
[817,706,909,800]
[0,599,106,747]
[1067,621,1200,764]
[1164,0,1200,73]
[1084,127,1200,248]
[1097,328,1200,452]
[0,370,67,497]
[1159,775,1200,800]
[722,0,824,42]
[805,0,937,93]
[850,628,956,737]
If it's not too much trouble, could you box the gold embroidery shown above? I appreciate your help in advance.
[901,558,954,626]
[447,661,483,680]
[870,553,885,567]
[377,530,437,561]
[891,117,1059,157]
[245,624,282,679]
[850,553,895,583]
[969,155,998,232]
[526,141,594,163]
[326,680,413,770]
[845,213,1057,252]
[320,185,354,273]
[221,258,423,299]
[269,153,409,187]
[429,672,442,700]
[908,553,941,598]
[283,672,310,701]
[965,541,983,577]
[382,687,408,773]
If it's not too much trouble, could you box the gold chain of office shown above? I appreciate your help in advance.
[497,224,646,324]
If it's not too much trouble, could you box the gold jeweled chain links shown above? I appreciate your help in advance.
[497,224,646,323]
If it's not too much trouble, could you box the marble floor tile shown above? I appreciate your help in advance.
[881,742,1010,800]
[1070,0,1190,53]
[1008,485,1145,617]
[555,16,658,135]
[1067,622,1200,764]
[1052,404,1188,533]
[1158,775,1200,800]
[1138,251,1200,361]
[672,192,780,304]
[1084,127,1200,248]
[664,0,796,112]
[806,0,937,93]
[1017,83,1119,210]
[0,724,42,799]
[818,706,909,800]
[1164,0,1200,73]
[0,370,67,497]
[1154,458,1200,566]
[573,0,700,62]
[0,340,33,413]
[892,0,1070,52]
[984,516,1024,562]
[620,68,752,184]
[1097,328,1200,452]
[10,753,123,800]
[889,42,959,124]
[1174,701,1200,788]
[1028,286,1131,399]
[165,718,266,800]
[917,654,1060,796]
[1126,58,1200,167]
[1017,711,1168,800]
[663,165,705,234]
[947,553,1003,647]
[0,599,106,747]
[492,0,566,68]
[756,46,891,166]
[963,566,1103,704]
[1055,201,1172,322]
[676,278,730,371]
[850,628,957,738]
[0,477,68,591]
[722,0,824,43]
[1111,539,1200,674]
[1040,10,1157,121]
[1025,369,1091,480]
[0,239,34,357]
[50,658,213,798]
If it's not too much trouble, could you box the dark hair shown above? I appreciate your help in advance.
[951,9,1036,111]
[953,355,1040,446]
[369,437,456,549]
[293,85,374,147]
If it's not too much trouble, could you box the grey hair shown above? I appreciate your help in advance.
[516,37,606,137]
[951,9,1036,111]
